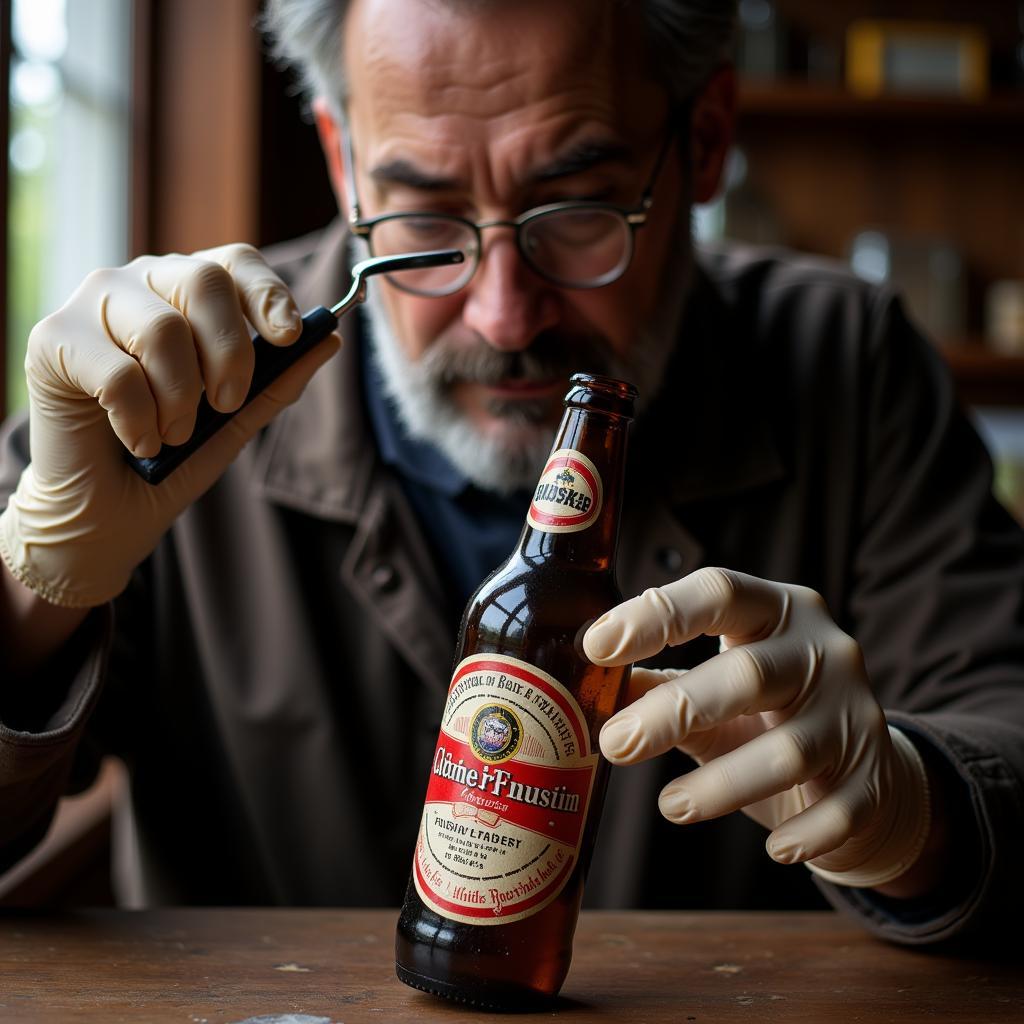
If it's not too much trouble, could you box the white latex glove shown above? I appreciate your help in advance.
[0,243,341,608]
[583,567,931,889]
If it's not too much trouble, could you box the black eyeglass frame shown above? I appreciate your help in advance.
[341,121,677,294]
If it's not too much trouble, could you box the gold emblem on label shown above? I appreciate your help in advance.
[469,703,523,764]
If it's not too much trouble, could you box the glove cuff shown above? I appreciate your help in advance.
[807,726,932,889]
[0,471,123,608]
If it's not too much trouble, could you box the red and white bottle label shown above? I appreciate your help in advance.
[527,449,603,534]
[414,654,598,926]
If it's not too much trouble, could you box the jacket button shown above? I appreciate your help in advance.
[655,546,684,575]
[371,563,400,593]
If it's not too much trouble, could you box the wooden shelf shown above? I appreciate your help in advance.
[738,81,1024,124]
[942,345,1024,406]
[731,6,1024,407]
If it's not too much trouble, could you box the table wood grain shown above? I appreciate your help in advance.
[0,909,1020,1022]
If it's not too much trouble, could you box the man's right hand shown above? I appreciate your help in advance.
[0,243,341,609]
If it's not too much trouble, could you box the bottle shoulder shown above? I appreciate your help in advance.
[468,552,622,612]
[458,552,620,669]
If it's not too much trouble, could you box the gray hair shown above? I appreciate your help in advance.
[261,0,736,115]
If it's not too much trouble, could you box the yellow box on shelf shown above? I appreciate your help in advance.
[846,20,989,100]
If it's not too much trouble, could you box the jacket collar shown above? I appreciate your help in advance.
[253,220,375,522]
[253,223,785,521]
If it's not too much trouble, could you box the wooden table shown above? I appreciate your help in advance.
[0,909,1020,1022]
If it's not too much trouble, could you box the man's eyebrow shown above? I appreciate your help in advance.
[369,159,462,192]
[369,140,633,192]
[530,139,633,183]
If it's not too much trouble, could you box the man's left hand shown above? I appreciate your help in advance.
[583,567,932,889]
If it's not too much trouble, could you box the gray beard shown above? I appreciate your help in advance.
[359,227,691,495]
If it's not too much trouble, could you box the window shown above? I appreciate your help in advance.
[6,0,132,413]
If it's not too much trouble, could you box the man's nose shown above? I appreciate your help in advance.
[461,232,559,351]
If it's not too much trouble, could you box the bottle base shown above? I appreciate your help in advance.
[395,962,557,1012]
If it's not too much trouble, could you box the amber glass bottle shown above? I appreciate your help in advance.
[395,373,637,1009]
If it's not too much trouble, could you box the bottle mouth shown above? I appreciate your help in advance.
[564,373,638,417]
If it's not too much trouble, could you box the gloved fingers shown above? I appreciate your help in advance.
[25,312,162,459]
[599,669,704,764]
[599,638,812,764]
[764,773,875,865]
[140,255,257,415]
[615,669,769,764]
[611,669,738,764]
[620,666,688,705]
[194,242,302,347]
[583,567,787,667]
[676,716,769,764]
[172,330,342,491]
[97,278,208,447]
[656,721,831,825]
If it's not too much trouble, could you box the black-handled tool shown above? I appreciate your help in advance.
[125,248,464,485]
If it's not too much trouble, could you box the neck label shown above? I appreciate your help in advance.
[527,449,603,534]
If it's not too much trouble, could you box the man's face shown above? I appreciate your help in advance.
[339,0,690,490]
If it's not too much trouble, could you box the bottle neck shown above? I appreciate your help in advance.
[517,404,631,573]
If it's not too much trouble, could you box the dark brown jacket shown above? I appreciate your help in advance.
[2,223,1022,945]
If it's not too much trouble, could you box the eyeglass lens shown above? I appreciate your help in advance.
[368,208,633,295]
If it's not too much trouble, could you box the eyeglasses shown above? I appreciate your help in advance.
[342,126,675,297]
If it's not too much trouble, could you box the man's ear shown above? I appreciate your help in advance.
[689,65,736,204]
[313,96,351,215]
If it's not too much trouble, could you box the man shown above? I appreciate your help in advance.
[1,0,1021,944]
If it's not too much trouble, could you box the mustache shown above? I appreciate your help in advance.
[416,328,624,390]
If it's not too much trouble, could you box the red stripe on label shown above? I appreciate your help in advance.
[428,736,592,847]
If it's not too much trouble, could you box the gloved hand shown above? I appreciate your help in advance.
[0,243,341,608]
[583,567,932,889]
